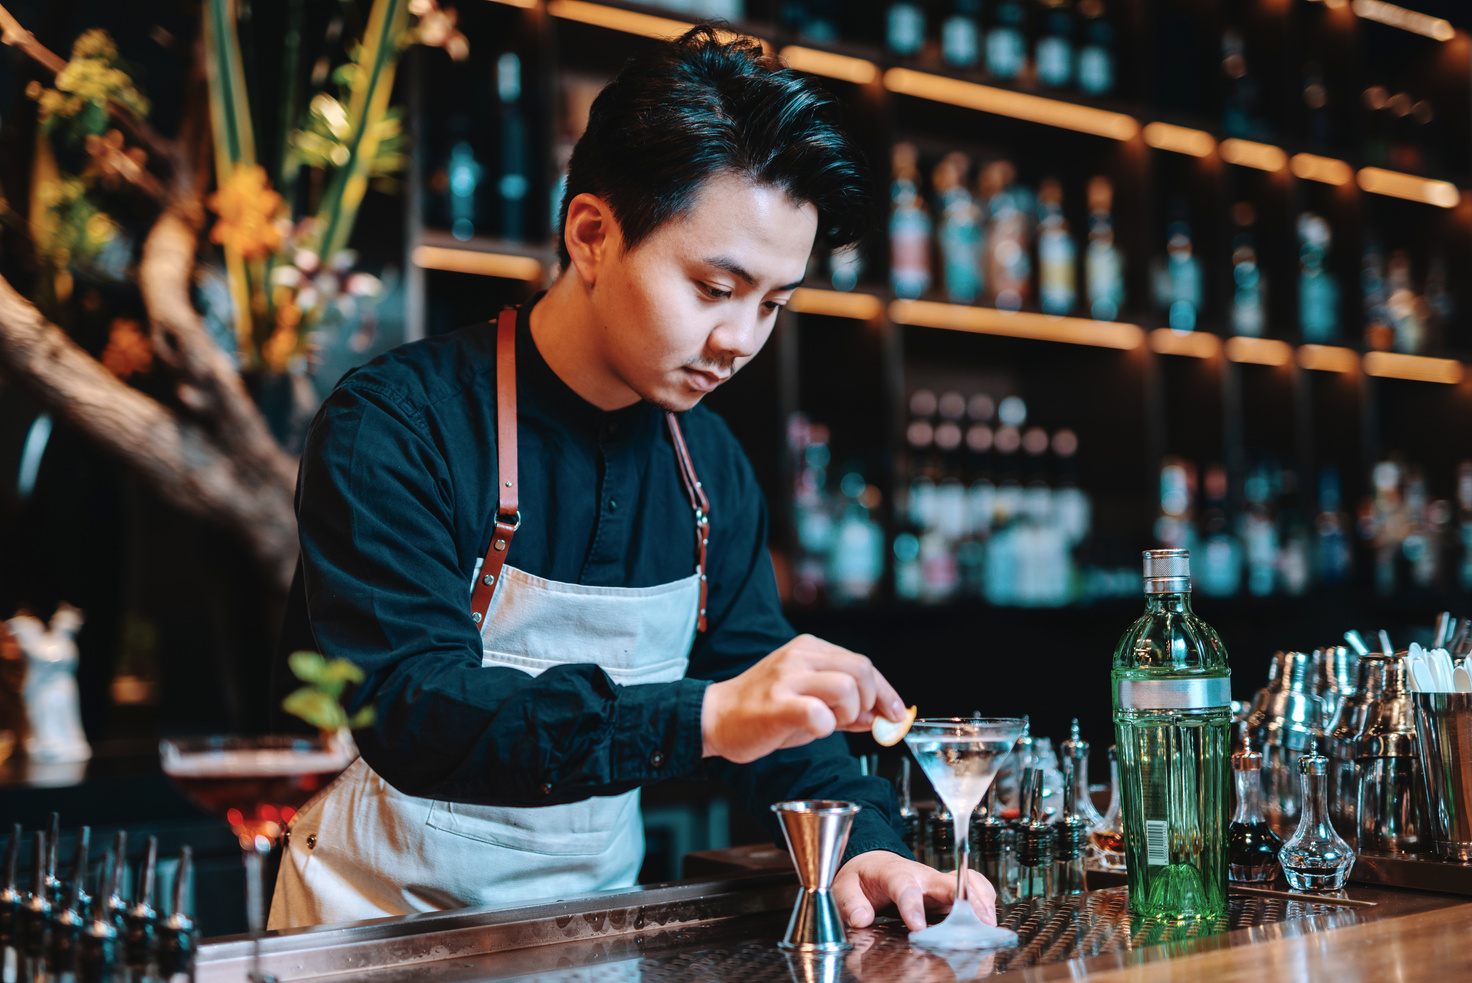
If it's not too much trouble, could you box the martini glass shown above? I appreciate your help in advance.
[903,717,1027,949]
[160,734,356,982]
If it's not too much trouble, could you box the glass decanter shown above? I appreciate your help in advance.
[1278,754,1355,891]
[1227,747,1282,883]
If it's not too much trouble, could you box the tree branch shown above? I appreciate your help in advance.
[0,271,298,591]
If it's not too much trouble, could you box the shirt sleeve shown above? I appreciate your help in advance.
[686,428,912,865]
[296,382,708,806]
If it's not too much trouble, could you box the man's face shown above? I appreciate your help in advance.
[588,172,818,411]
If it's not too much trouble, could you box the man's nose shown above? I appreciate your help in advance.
[708,306,764,362]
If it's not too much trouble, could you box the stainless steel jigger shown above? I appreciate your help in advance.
[771,800,861,952]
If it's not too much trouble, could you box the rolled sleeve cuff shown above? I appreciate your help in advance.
[841,812,915,866]
[613,676,710,782]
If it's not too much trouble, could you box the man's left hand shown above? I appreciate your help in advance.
[831,850,997,932]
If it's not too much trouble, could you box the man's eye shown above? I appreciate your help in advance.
[763,300,786,313]
[701,283,732,300]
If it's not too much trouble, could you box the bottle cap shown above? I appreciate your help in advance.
[1231,749,1263,771]
[1143,549,1191,594]
[1060,718,1089,761]
[1299,754,1328,776]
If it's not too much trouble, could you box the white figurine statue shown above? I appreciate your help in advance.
[10,603,91,764]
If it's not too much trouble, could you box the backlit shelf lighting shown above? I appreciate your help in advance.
[1358,167,1460,208]
[412,245,544,281]
[1219,139,1288,172]
[788,288,884,320]
[1225,336,1292,366]
[1351,0,1455,41]
[889,300,1145,350]
[546,1,693,39]
[1298,344,1360,373]
[487,0,538,8]
[1290,153,1354,186]
[1142,122,1216,157]
[1148,328,1221,359]
[779,46,878,85]
[883,68,1140,141]
[1362,351,1464,384]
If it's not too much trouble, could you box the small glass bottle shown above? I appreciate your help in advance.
[897,758,923,860]
[1060,718,1106,829]
[1227,748,1282,883]
[1279,754,1355,891]
[972,781,1018,904]
[1017,770,1056,901]
[1089,746,1125,868]
[1053,757,1091,896]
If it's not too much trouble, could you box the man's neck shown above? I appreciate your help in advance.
[529,275,641,412]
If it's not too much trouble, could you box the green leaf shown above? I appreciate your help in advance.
[287,650,330,684]
[281,687,347,732]
[347,706,377,729]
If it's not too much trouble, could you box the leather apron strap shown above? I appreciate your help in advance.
[468,306,711,632]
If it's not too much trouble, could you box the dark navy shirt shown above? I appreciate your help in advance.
[274,295,908,863]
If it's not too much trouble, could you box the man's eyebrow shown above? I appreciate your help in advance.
[703,256,804,292]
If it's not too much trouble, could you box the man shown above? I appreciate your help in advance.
[269,26,996,932]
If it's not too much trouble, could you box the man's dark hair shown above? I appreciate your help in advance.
[556,25,875,268]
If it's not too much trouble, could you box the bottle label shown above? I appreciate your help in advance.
[1116,677,1230,710]
[1145,820,1169,865]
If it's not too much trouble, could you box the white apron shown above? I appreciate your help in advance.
[270,307,711,928]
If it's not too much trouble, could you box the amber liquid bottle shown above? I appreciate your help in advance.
[1227,748,1282,883]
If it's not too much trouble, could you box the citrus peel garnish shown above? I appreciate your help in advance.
[871,705,917,746]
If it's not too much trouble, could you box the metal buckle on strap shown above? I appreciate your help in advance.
[496,510,522,532]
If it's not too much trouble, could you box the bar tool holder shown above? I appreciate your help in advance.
[1053,758,1091,896]
[771,801,860,952]
[125,834,159,974]
[20,831,52,970]
[1412,691,1472,862]
[1017,770,1055,900]
[50,825,90,975]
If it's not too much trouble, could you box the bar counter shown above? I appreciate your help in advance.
[197,862,1472,982]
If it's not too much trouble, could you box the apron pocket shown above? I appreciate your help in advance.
[425,791,638,856]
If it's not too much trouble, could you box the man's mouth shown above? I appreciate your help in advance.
[682,367,729,392]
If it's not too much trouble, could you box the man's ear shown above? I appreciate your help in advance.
[563,193,619,288]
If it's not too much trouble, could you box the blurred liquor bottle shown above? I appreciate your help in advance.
[888,0,928,60]
[1085,176,1124,321]
[1230,202,1265,338]
[1076,0,1115,96]
[981,161,1033,311]
[933,153,984,304]
[495,53,529,242]
[1036,178,1076,316]
[941,0,982,70]
[1297,212,1338,345]
[986,0,1028,81]
[891,144,933,299]
[1034,0,1074,90]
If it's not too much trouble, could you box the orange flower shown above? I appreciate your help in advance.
[207,165,285,261]
[102,317,153,379]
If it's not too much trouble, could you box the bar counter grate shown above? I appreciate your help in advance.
[473,888,1365,982]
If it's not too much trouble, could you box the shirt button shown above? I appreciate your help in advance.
[608,499,618,512]
[540,782,553,797]
[649,750,665,769]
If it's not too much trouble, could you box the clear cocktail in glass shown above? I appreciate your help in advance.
[161,734,356,982]
[903,717,1027,949]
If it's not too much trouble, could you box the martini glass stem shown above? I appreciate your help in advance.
[953,809,971,908]
[242,834,275,983]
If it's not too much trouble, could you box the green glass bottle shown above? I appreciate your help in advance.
[1112,549,1231,918]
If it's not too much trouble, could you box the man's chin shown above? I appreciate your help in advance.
[635,379,709,413]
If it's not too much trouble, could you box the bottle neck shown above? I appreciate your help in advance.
[1232,768,1265,825]
[1299,768,1330,827]
[1143,591,1194,615]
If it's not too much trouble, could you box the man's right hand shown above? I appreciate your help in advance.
[700,634,905,763]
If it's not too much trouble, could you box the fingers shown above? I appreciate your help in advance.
[834,877,876,929]
[890,877,930,932]
[792,637,905,721]
[802,670,862,727]
[966,870,998,926]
